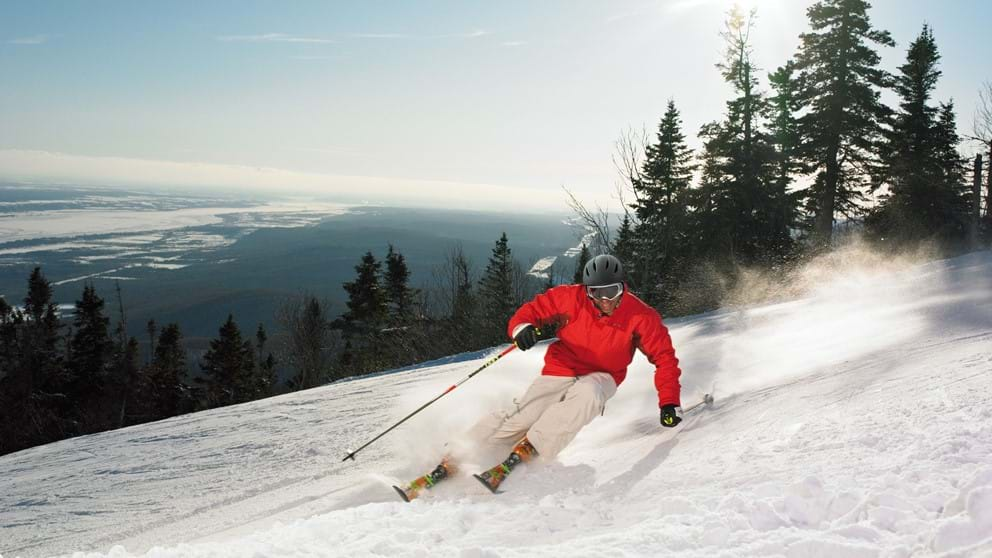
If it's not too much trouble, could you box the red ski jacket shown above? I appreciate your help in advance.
[507,284,682,407]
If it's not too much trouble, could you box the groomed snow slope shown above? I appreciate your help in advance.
[1,250,991,558]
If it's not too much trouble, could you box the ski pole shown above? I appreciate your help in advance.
[342,344,518,462]
[683,393,714,414]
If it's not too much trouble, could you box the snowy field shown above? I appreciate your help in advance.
[1,249,991,558]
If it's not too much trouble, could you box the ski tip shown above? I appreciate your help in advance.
[392,485,412,503]
[472,474,500,495]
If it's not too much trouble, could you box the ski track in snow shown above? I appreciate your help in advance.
[1,251,991,557]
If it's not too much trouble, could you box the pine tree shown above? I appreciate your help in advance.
[199,315,256,408]
[868,26,970,245]
[692,7,792,270]
[0,297,19,381]
[0,296,25,455]
[146,319,157,364]
[572,243,591,284]
[22,268,65,417]
[112,336,141,428]
[792,0,894,246]
[766,61,803,238]
[342,252,387,329]
[249,324,276,400]
[610,213,640,284]
[64,283,114,431]
[148,323,188,418]
[68,284,113,405]
[336,251,389,373]
[384,244,416,321]
[632,99,697,305]
[478,233,516,345]
[0,269,65,454]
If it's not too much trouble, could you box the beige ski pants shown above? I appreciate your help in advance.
[462,372,617,461]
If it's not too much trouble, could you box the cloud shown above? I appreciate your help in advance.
[349,29,490,40]
[455,29,490,39]
[7,34,50,45]
[289,55,339,61]
[501,41,528,47]
[217,33,335,44]
[0,150,566,213]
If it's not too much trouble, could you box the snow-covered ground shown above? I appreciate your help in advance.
[2,249,991,558]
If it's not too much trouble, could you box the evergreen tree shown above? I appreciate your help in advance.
[611,215,637,285]
[148,323,188,418]
[22,268,65,419]
[146,319,157,364]
[0,297,21,382]
[766,61,804,238]
[868,25,969,244]
[337,251,389,373]
[112,336,141,428]
[572,243,591,284]
[692,7,792,270]
[384,244,416,321]
[0,296,24,455]
[0,269,64,453]
[342,252,387,329]
[199,315,256,408]
[68,284,113,415]
[478,233,516,345]
[792,0,894,245]
[250,324,276,399]
[632,100,696,305]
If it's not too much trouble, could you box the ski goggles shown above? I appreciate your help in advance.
[586,283,624,301]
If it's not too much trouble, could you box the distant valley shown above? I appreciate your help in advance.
[0,185,584,343]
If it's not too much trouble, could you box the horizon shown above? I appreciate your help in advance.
[1,0,990,213]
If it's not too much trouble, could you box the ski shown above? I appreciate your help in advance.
[472,437,538,494]
[473,464,510,494]
[392,458,454,502]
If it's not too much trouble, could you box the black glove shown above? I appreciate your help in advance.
[513,325,539,351]
[660,404,682,428]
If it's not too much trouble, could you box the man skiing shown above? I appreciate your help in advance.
[394,254,683,501]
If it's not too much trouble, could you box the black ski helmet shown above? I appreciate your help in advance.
[582,254,624,286]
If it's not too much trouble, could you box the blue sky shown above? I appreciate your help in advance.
[1,1,989,212]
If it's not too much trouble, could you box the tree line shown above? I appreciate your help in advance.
[600,1,989,316]
[0,232,570,456]
[0,267,280,455]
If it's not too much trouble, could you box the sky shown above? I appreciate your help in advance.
[1,0,990,213]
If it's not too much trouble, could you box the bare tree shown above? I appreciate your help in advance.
[426,244,475,318]
[563,126,650,256]
[277,294,336,389]
[972,81,992,217]
[613,126,649,199]
[563,187,613,254]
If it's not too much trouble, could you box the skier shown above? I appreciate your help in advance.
[395,254,683,500]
